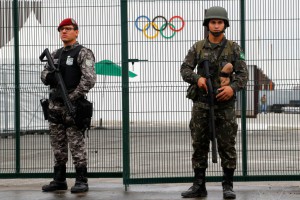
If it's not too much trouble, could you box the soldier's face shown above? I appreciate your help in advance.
[59,25,79,46]
[208,19,225,33]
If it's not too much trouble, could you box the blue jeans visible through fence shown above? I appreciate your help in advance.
[261,104,267,113]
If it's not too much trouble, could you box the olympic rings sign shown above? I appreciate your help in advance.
[134,15,185,39]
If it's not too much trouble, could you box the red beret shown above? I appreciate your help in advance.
[57,18,78,31]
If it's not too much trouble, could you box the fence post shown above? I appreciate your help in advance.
[13,0,21,174]
[240,0,247,178]
[120,0,130,189]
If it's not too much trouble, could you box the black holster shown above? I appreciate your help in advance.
[74,98,93,130]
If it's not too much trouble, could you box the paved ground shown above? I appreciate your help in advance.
[1,178,300,200]
[2,113,300,177]
[1,113,300,199]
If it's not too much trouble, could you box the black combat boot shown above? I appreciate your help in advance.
[222,168,236,199]
[42,165,68,192]
[71,166,89,193]
[181,168,207,198]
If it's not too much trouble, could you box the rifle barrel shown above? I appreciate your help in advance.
[203,60,218,163]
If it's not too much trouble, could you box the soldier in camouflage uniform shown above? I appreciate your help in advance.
[180,7,248,199]
[41,18,96,193]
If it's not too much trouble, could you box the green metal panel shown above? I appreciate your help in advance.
[0,0,123,178]
[124,0,244,184]
[123,0,300,185]
[0,0,300,184]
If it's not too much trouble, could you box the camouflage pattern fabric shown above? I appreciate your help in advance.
[41,42,97,100]
[49,121,87,167]
[181,37,248,169]
[190,104,237,169]
[41,42,96,168]
[180,37,248,95]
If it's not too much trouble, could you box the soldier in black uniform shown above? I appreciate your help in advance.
[41,18,96,193]
[180,7,248,199]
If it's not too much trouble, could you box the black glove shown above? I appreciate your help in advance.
[46,72,57,87]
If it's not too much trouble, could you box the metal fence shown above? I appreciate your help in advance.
[0,0,123,178]
[1,0,300,185]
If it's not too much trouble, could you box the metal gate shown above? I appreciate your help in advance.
[0,0,123,178]
[1,0,300,185]
[121,0,300,186]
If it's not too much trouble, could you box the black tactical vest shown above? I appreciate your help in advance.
[54,45,83,91]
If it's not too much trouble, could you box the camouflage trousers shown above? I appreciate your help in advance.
[189,102,238,169]
[48,99,87,168]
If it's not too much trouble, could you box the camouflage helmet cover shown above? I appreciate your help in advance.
[203,6,229,27]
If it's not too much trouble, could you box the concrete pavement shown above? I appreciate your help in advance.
[1,178,300,200]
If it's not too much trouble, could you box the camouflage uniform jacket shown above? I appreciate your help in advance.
[181,37,248,105]
[41,42,97,101]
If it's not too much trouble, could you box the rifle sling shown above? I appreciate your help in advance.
[216,39,228,60]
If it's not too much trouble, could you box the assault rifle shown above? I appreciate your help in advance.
[39,48,76,118]
[203,60,218,163]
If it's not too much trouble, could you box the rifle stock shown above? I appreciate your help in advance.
[39,48,76,118]
[203,60,218,163]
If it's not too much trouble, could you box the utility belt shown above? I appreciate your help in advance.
[186,84,235,108]
[49,88,70,101]
[41,89,93,130]
[194,95,235,109]
[193,98,234,110]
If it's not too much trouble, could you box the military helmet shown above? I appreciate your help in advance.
[203,6,229,27]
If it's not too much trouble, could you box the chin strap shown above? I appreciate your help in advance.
[211,31,223,37]
[209,27,226,37]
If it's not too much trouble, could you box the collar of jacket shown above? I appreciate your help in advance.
[204,36,227,49]
[63,41,80,51]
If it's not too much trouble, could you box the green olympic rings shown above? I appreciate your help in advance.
[160,23,176,39]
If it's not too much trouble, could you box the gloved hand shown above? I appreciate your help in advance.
[46,72,57,87]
